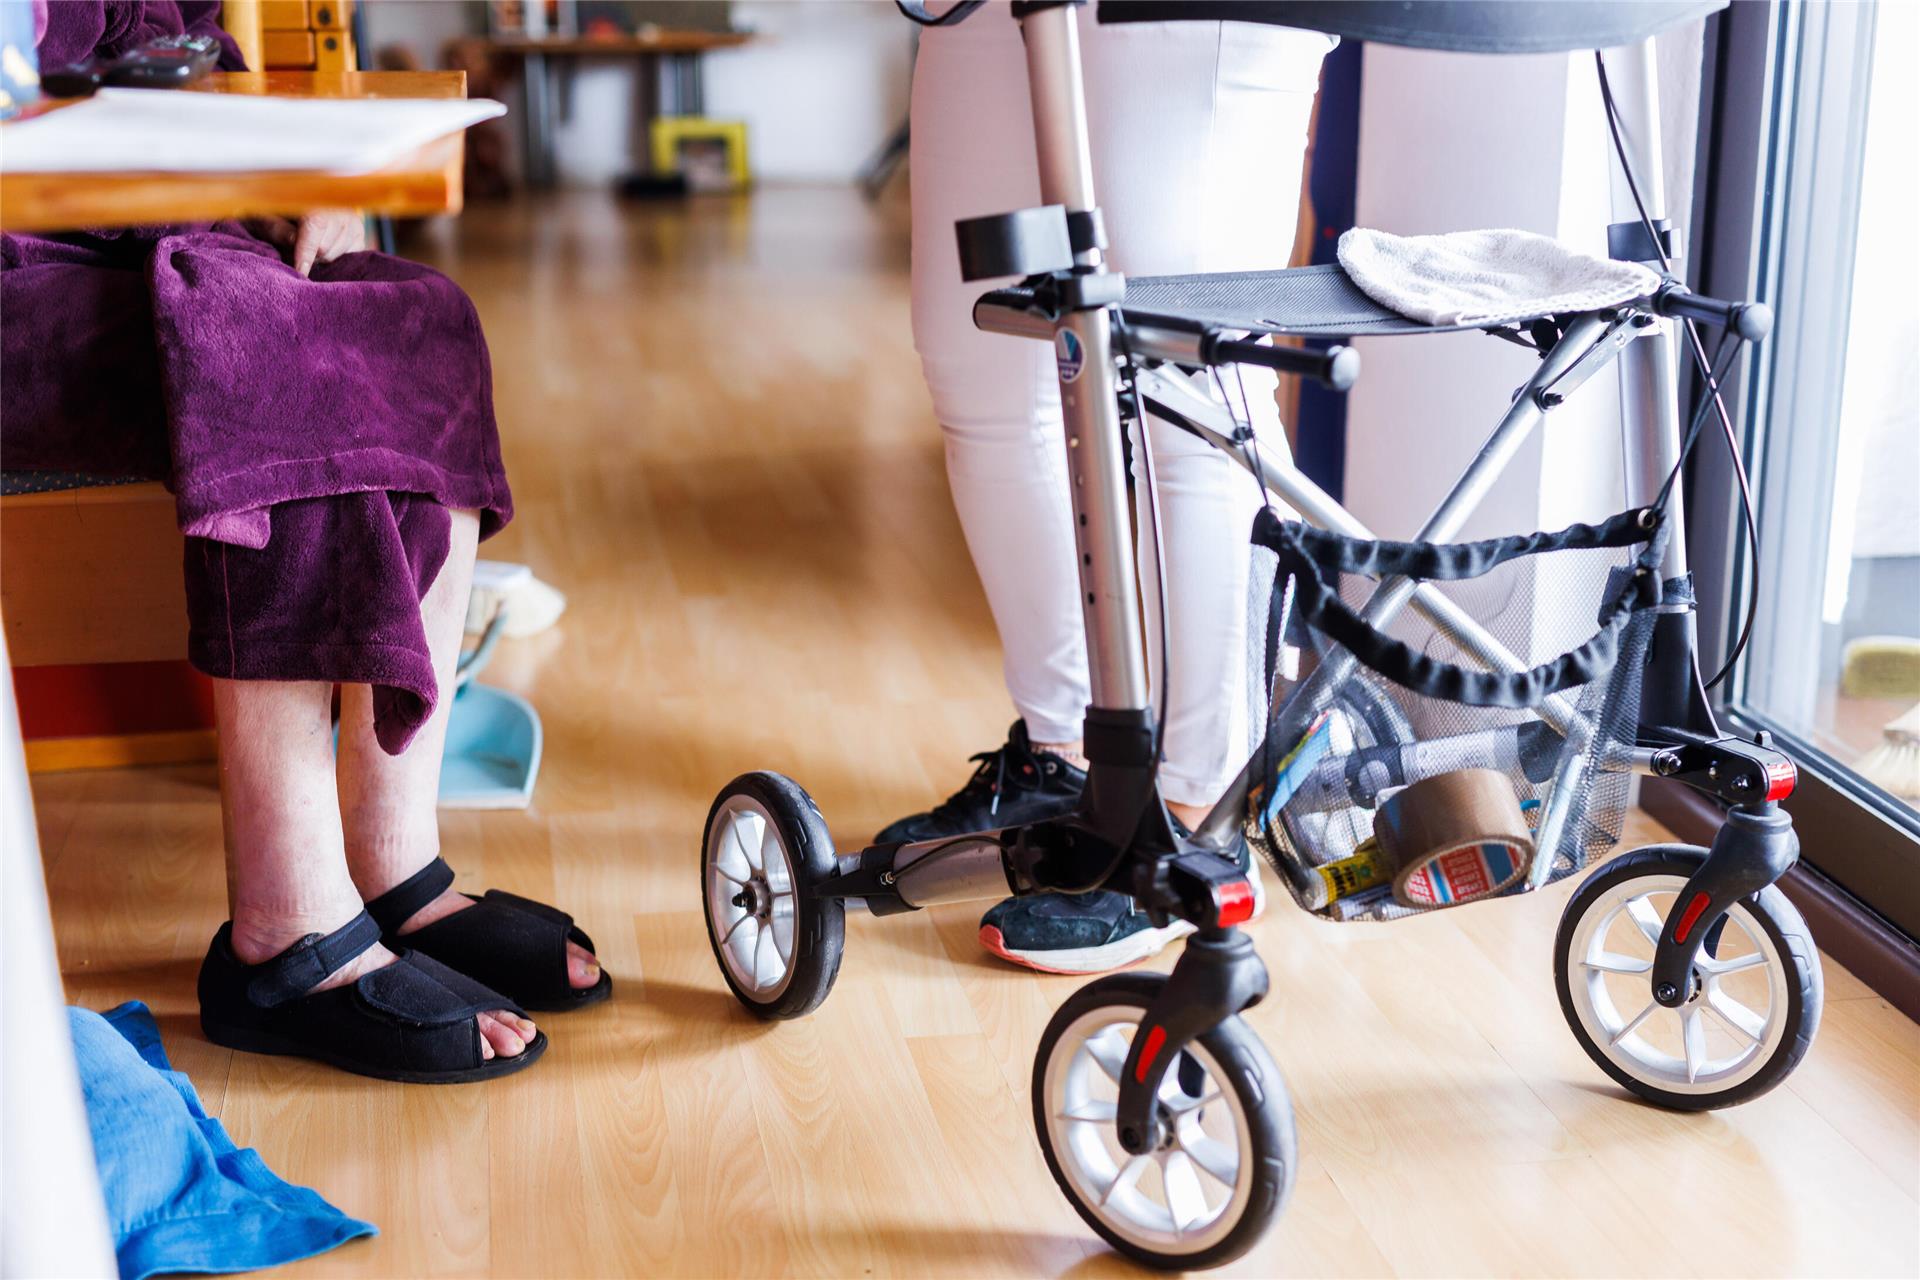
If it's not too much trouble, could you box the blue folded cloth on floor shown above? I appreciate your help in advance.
[69,1001,377,1280]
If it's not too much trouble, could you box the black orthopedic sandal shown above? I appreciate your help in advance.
[365,856,613,1012]
[198,910,547,1084]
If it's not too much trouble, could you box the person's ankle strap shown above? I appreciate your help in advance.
[244,911,383,1008]
[364,856,457,935]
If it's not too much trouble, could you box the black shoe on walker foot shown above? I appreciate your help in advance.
[874,720,1087,845]
[197,911,546,1084]
[977,829,1267,975]
[364,856,612,1013]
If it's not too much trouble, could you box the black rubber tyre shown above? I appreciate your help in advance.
[701,772,844,1020]
[1554,844,1822,1111]
[1031,973,1295,1270]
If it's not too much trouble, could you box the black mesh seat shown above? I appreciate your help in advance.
[1117,265,1475,337]
[983,263,1532,339]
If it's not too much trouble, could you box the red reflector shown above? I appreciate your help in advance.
[1134,1025,1167,1084]
[1214,879,1256,927]
[1672,891,1712,944]
[1765,759,1797,801]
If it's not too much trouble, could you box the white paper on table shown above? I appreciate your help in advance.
[0,88,507,174]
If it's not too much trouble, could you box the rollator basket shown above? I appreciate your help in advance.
[1244,505,1667,921]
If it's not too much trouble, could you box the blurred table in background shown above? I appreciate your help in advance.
[484,30,752,188]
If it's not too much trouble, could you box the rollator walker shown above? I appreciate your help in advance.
[700,2,1821,1267]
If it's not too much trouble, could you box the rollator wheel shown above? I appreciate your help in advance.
[701,772,845,1020]
[1032,974,1295,1270]
[1554,845,1822,1111]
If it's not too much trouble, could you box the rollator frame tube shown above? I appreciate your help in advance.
[1023,3,1149,718]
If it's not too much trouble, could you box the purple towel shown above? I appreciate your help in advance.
[0,7,512,753]
[30,0,244,71]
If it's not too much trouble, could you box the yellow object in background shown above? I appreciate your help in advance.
[649,117,750,192]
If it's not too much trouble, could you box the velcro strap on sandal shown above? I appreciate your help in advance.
[358,950,524,1024]
[245,910,383,1009]
[483,889,596,954]
[480,889,569,929]
[365,856,458,934]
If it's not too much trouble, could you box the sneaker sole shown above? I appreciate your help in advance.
[977,859,1268,976]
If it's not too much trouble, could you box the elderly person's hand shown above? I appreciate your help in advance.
[248,210,367,276]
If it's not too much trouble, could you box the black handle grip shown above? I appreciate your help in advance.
[1653,285,1773,343]
[1208,337,1360,391]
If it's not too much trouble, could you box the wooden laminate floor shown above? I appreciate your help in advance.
[33,188,1920,1278]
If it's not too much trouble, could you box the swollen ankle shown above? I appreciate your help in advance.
[228,900,366,966]
[343,831,442,902]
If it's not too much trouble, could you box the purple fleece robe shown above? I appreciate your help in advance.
[1,2,512,753]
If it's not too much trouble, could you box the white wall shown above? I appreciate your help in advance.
[361,1,914,186]
[707,2,914,184]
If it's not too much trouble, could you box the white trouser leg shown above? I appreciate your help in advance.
[910,4,1328,799]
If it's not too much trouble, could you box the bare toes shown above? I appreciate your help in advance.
[566,940,601,989]
[477,1011,526,1058]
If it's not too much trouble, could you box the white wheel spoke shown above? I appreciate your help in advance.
[712,863,749,887]
[1583,950,1653,975]
[1161,1152,1209,1233]
[720,912,752,946]
[1168,1087,1223,1116]
[1159,1061,1201,1105]
[1085,1028,1130,1084]
[1178,1129,1239,1188]
[1609,998,1660,1047]
[1699,950,1767,977]
[770,897,796,965]
[1705,987,1767,1044]
[730,818,763,873]
[752,919,769,983]
[762,827,793,894]
[1057,1099,1117,1124]
[1101,1154,1152,1207]
[727,915,761,981]
[1681,1008,1707,1083]
[1626,897,1668,946]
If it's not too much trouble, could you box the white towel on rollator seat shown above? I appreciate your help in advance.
[1337,227,1662,328]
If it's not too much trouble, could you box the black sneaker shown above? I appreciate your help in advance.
[874,720,1087,844]
[976,826,1266,975]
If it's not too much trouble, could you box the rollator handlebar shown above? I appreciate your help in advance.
[1207,336,1361,392]
[1651,284,1773,343]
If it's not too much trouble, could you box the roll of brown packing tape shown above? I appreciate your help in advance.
[1372,768,1534,908]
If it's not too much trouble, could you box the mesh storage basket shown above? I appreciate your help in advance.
[1240,505,1665,922]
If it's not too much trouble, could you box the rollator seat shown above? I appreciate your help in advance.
[984,263,1532,340]
[1112,265,1476,337]
[1095,1,1725,55]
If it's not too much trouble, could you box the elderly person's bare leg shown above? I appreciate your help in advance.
[217,676,536,1060]
[337,509,600,992]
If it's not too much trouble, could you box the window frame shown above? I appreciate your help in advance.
[1685,0,1920,938]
